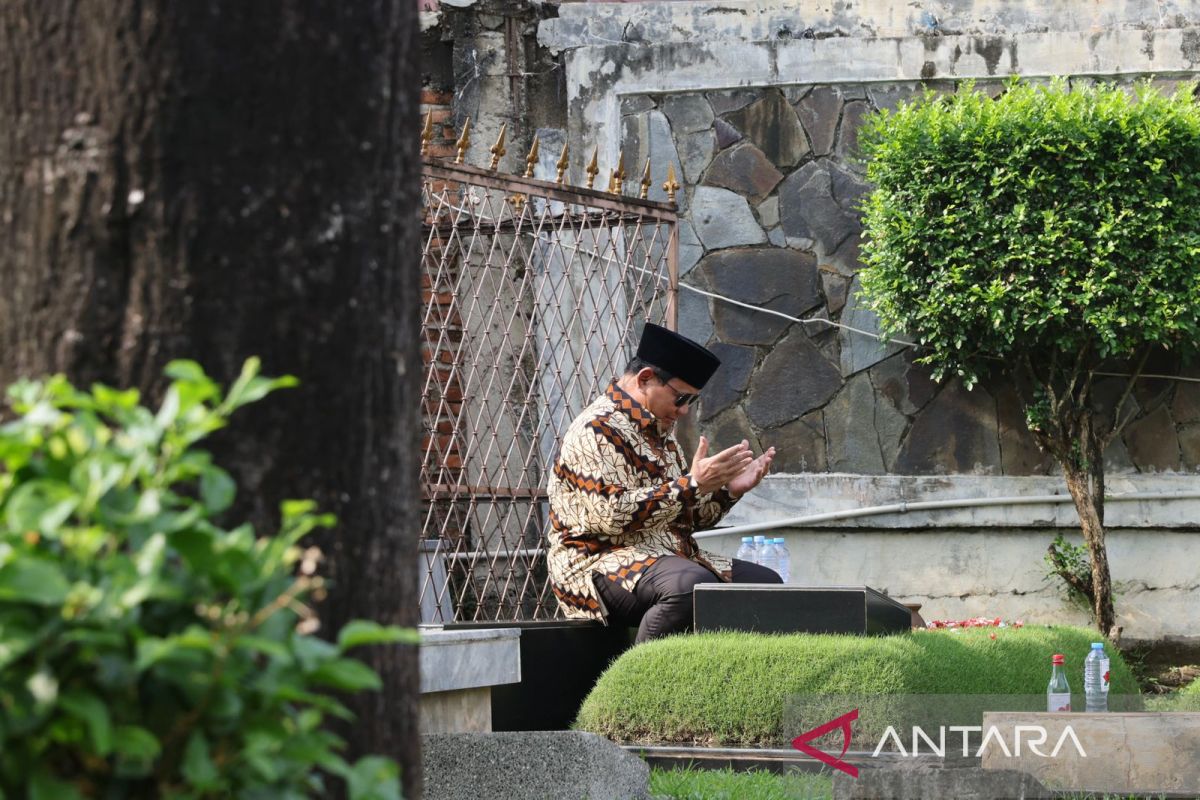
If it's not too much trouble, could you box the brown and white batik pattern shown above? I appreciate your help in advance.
[546,381,737,621]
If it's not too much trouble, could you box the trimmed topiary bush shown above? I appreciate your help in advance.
[576,627,1139,747]
[858,79,1200,637]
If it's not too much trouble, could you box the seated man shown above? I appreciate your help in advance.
[546,323,780,642]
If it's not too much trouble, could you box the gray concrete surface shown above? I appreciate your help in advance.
[423,731,652,800]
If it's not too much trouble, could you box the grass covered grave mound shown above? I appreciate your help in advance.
[576,627,1138,747]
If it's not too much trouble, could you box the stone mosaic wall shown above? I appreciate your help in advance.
[620,79,1200,477]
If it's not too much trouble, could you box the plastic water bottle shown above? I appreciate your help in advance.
[735,536,755,563]
[1084,642,1110,712]
[1047,653,1071,712]
[759,538,779,575]
[773,537,791,583]
[752,535,767,566]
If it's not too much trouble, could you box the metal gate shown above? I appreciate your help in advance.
[420,129,679,622]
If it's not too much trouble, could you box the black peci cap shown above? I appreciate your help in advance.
[636,322,721,389]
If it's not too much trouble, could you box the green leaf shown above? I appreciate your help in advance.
[273,685,355,721]
[113,725,161,778]
[200,465,236,513]
[310,658,383,692]
[91,383,140,412]
[0,559,70,606]
[235,635,291,660]
[343,756,402,800]
[5,479,79,535]
[29,770,85,800]
[213,547,259,589]
[154,386,181,429]
[135,637,178,672]
[224,358,299,412]
[0,627,34,670]
[337,621,421,651]
[182,731,221,790]
[164,359,213,387]
[59,690,113,756]
[133,488,162,520]
[135,631,214,672]
[293,635,339,672]
[281,499,318,520]
[136,532,167,576]
[170,526,217,574]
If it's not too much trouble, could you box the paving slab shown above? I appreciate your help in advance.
[424,731,652,800]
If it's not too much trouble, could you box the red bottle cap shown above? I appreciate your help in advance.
[1052,654,1065,665]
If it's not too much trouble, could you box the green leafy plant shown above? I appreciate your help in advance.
[0,359,414,799]
[1044,533,1093,608]
[858,78,1200,638]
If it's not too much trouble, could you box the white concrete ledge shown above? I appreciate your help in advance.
[541,0,1200,51]
[420,627,521,694]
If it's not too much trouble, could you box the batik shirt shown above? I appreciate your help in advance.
[546,381,738,621]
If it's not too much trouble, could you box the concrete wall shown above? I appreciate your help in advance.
[702,473,1200,639]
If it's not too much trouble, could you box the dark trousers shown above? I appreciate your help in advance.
[593,556,782,643]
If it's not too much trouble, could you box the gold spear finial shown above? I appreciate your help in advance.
[523,134,540,178]
[585,147,599,190]
[489,123,507,170]
[555,141,570,185]
[608,150,626,194]
[453,117,472,165]
[662,162,681,205]
[639,157,653,200]
[421,110,434,157]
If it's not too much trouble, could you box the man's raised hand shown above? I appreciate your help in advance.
[690,436,754,495]
[726,446,776,498]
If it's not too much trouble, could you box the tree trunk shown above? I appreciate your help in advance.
[1061,463,1118,640]
[0,2,422,796]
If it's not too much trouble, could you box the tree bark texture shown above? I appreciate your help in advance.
[0,2,422,796]
[1062,464,1118,640]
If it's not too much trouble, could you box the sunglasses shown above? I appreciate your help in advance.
[657,377,701,408]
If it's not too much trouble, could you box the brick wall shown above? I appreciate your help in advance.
[421,85,467,516]
[421,88,457,161]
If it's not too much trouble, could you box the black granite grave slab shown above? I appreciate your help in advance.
[445,620,636,731]
[693,585,911,636]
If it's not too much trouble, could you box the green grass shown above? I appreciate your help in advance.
[649,767,832,800]
[577,626,1140,747]
[1145,676,1200,712]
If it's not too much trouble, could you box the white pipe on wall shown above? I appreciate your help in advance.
[692,491,1200,540]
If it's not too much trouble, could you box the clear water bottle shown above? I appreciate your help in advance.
[1084,642,1110,712]
[759,537,779,575]
[752,535,767,566]
[1047,653,1071,712]
[773,537,791,583]
[735,536,755,563]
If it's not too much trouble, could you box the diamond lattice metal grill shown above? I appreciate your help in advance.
[420,158,678,622]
